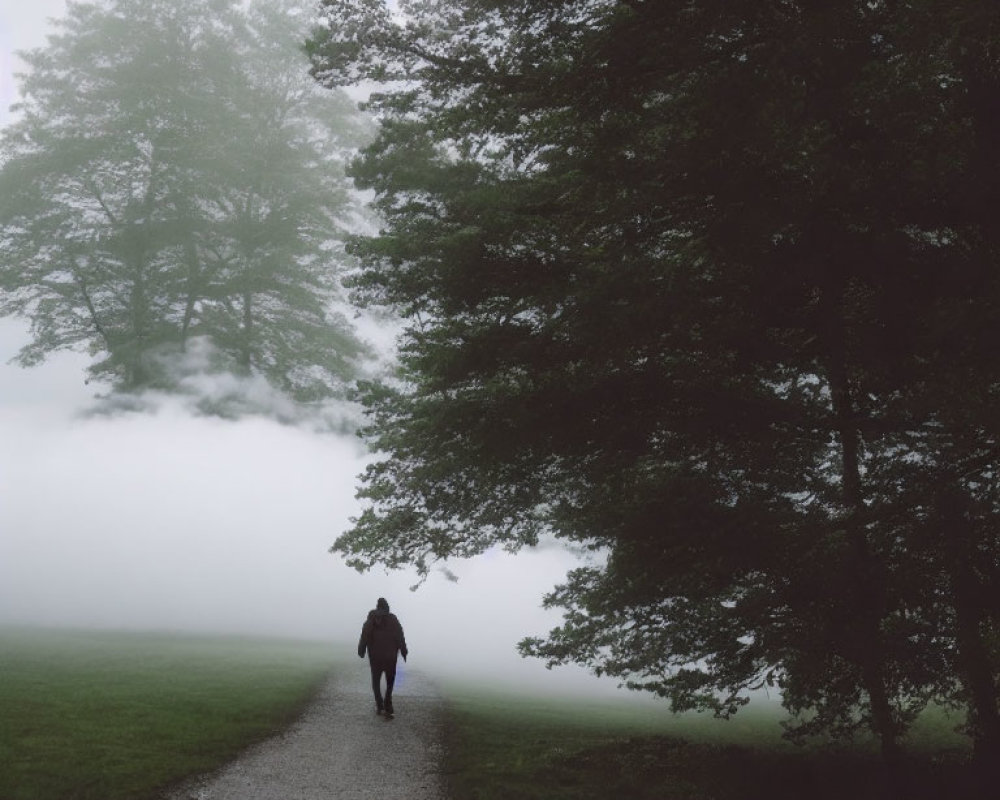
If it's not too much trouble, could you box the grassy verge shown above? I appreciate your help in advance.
[0,626,341,800]
[441,685,976,800]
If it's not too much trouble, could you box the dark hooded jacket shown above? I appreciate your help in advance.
[358,604,408,664]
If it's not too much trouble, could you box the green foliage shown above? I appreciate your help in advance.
[0,0,372,406]
[309,0,1000,765]
[0,627,337,800]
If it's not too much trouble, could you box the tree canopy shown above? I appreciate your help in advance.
[309,0,1000,773]
[0,0,372,412]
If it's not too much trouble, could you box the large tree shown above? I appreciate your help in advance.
[309,0,1000,771]
[0,0,371,405]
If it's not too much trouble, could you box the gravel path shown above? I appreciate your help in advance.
[167,665,447,800]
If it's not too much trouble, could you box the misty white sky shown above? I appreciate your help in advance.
[0,0,67,127]
[0,0,633,698]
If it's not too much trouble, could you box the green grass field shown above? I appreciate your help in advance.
[0,626,340,800]
[440,684,976,800]
[1,627,983,800]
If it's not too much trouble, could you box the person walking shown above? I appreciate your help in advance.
[358,597,408,718]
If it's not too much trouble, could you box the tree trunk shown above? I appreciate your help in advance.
[822,284,902,779]
[831,370,901,768]
[179,233,201,352]
[126,237,150,388]
[240,291,253,372]
[955,592,1000,774]
[941,493,1000,779]
[953,34,1000,780]
[75,268,113,354]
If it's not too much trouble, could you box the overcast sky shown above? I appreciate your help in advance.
[0,0,627,698]
[0,0,67,127]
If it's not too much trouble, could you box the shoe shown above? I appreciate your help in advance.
[375,708,384,716]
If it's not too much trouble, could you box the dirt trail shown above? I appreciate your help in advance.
[166,666,446,800]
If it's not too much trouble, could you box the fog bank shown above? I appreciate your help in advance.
[0,320,631,697]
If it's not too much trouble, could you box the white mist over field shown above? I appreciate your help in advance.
[0,317,622,696]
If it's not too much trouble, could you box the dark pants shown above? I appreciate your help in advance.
[369,658,396,711]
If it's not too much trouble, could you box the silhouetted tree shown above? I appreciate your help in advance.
[309,0,1000,772]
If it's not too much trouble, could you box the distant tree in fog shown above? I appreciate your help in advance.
[0,0,371,404]
[308,0,1000,779]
